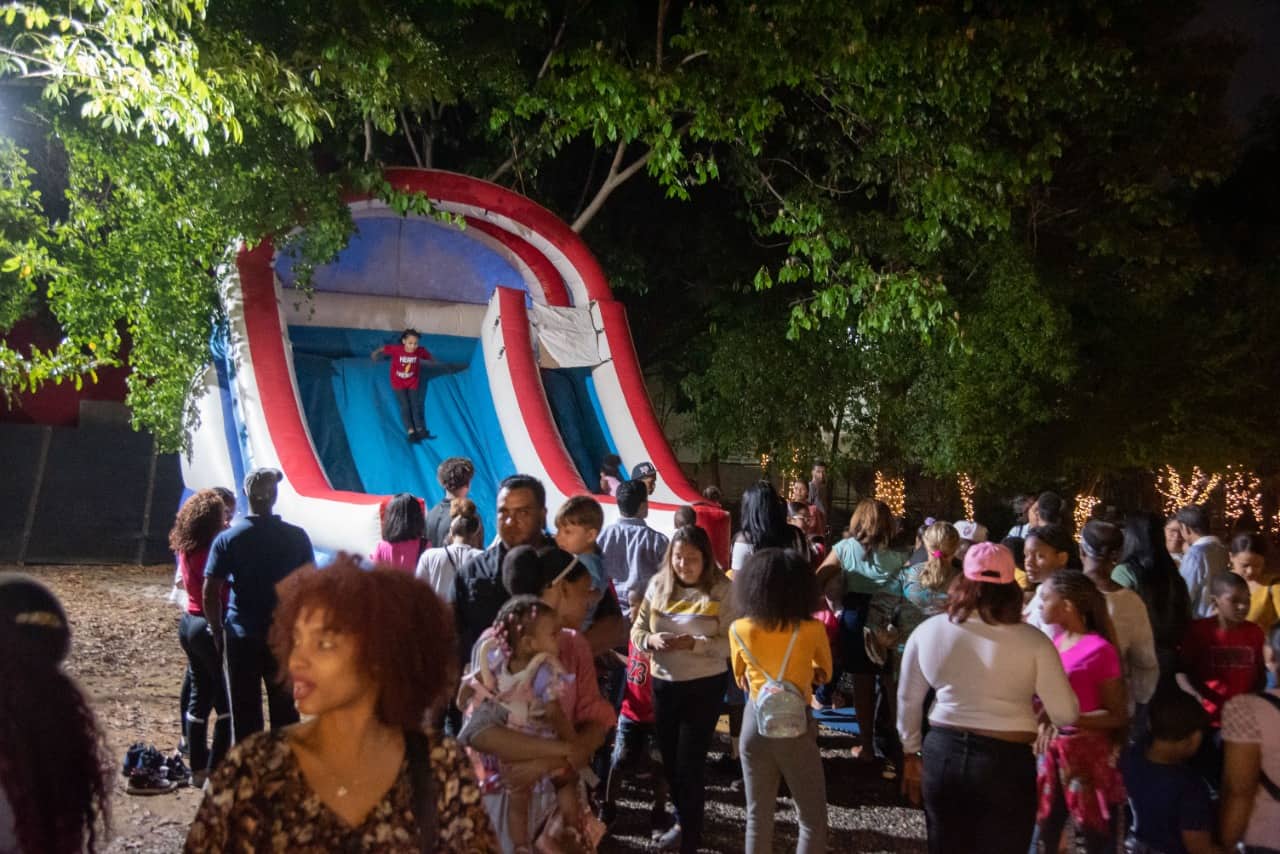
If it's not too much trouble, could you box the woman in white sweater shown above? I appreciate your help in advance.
[1079,520,1159,714]
[631,525,733,854]
[898,542,1078,854]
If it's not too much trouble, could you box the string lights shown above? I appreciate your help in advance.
[1223,465,1264,528]
[1074,494,1100,532]
[1154,465,1222,515]
[759,453,770,473]
[874,470,906,516]
[957,473,975,520]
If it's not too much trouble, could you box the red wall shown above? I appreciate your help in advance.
[0,315,130,426]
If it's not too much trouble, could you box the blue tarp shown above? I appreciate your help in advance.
[289,327,516,540]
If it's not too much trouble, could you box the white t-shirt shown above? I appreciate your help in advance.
[898,613,1079,753]
[1103,588,1159,706]
[415,544,479,603]
[1222,688,1280,848]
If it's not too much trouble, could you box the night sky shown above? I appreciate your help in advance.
[1191,0,1280,124]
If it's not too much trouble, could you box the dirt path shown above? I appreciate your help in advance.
[7,563,926,853]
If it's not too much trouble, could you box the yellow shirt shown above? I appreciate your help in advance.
[729,617,833,704]
[1247,583,1280,633]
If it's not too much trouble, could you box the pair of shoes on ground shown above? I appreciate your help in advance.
[122,743,189,795]
[406,428,437,442]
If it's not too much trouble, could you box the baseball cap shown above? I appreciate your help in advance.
[631,461,657,480]
[954,519,989,543]
[963,542,1016,584]
[244,467,283,502]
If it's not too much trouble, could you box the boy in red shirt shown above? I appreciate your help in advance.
[371,328,435,441]
[1178,570,1265,787]
[600,642,670,834]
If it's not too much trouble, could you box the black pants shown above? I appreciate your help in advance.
[179,614,231,773]
[921,726,1036,854]
[223,633,298,744]
[394,384,426,433]
[652,671,728,853]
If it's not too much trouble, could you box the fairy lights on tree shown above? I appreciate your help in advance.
[1154,465,1222,515]
[1223,466,1264,528]
[1074,494,1100,532]
[957,473,975,520]
[874,471,906,516]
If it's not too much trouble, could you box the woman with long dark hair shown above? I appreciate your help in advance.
[170,489,234,784]
[1116,511,1191,684]
[731,481,806,573]
[0,574,111,853]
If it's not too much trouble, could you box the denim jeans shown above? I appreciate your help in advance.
[178,613,230,774]
[921,726,1036,854]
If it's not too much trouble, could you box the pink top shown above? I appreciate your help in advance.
[556,628,617,730]
[370,539,423,573]
[1055,632,1122,714]
[180,547,211,616]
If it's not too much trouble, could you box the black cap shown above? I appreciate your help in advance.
[0,573,71,666]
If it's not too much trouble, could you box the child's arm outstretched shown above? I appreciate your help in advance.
[370,344,388,361]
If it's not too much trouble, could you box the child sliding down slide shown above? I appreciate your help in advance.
[370,328,436,441]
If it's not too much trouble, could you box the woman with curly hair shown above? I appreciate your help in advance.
[0,574,111,853]
[184,555,498,852]
[171,489,234,784]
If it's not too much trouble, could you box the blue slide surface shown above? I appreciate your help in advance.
[540,367,620,489]
[289,326,514,539]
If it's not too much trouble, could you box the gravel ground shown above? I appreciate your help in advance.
[8,563,927,853]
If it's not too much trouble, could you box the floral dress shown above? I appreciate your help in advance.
[183,729,498,853]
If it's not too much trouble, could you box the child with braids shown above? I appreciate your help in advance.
[459,595,587,854]
[1033,569,1129,854]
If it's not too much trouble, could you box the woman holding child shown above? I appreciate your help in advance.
[461,545,615,853]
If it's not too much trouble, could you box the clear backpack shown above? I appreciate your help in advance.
[731,625,808,739]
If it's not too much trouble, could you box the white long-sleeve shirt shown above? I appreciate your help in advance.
[1180,536,1229,618]
[1104,588,1160,707]
[897,613,1079,754]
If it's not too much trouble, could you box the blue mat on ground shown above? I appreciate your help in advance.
[813,707,861,736]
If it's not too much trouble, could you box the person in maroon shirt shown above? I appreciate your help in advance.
[371,328,436,442]
[1178,570,1265,789]
[172,489,235,784]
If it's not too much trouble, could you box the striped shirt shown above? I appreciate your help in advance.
[630,576,733,682]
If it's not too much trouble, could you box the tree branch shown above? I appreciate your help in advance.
[538,5,571,81]
[363,117,373,162]
[400,109,423,167]
[656,0,670,68]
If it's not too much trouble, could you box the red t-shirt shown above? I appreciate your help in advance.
[179,547,229,616]
[621,641,655,724]
[1180,617,1265,725]
[383,344,432,390]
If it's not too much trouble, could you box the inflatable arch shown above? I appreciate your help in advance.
[181,168,730,565]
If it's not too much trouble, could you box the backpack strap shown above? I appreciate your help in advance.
[404,730,437,853]
[730,624,799,684]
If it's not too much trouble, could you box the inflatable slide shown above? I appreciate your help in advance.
[180,169,729,563]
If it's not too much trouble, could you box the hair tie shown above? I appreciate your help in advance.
[930,550,945,559]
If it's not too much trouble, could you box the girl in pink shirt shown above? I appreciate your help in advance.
[368,493,426,572]
[1034,569,1129,854]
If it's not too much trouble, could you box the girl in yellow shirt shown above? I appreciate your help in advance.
[1230,532,1280,633]
[730,548,833,854]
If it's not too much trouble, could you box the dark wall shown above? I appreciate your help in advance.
[0,424,183,565]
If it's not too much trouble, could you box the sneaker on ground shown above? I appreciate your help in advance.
[655,824,682,850]
[126,769,178,796]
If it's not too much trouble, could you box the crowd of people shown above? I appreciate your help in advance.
[2,463,1279,854]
